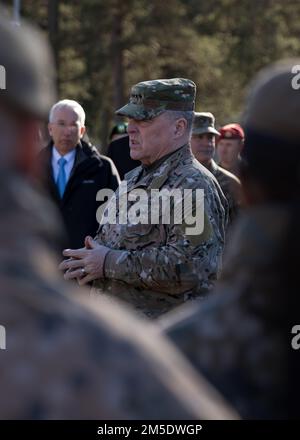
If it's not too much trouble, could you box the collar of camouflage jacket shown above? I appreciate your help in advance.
[141,146,183,175]
[124,143,192,191]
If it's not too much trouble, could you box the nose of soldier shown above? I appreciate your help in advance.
[127,119,139,134]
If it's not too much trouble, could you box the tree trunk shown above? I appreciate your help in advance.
[48,0,60,94]
[111,2,126,121]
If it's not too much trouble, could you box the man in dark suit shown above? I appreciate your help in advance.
[39,99,120,250]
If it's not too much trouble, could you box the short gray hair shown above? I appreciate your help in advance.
[49,99,86,126]
[165,110,194,137]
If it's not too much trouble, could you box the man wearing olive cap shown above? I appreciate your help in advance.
[161,60,300,418]
[191,112,241,225]
[61,78,227,319]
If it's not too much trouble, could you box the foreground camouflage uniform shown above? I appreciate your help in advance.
[92,79,227,319]
[94,144,227,318]
[162,205,291,418]
[0,174,235,419]
[162,62,300,419]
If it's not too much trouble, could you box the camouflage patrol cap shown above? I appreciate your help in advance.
[0,16,56,118]
[116,78,196,120]
[192,112,220,136]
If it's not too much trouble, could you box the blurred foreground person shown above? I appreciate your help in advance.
[191,112,241,225]
[0,16,237,420]
[161,60,300,419]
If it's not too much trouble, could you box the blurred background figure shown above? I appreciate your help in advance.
[106,122,140,180]
[191,112,241,225]
[161,60,300,419]
[217,123,244,177]
[0,14,237,421]
[39,99,120,250]
[109,121,128,142]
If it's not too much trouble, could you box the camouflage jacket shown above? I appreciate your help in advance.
[207,159,241,225]
[162,205,294,418]
[0,172,236,420]
[93,144,227,318]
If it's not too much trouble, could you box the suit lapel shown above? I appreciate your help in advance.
[61,143,90,204]
[42,141,95,205]
[40,144,61,202]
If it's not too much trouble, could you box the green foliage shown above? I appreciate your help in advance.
[9,0,300,148]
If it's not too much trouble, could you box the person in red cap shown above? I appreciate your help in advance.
[217,123,244,177]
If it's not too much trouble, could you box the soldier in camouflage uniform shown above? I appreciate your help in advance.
[191,112,241,225]
[160,60,300,419]
[0,15,237,420]
[61,79,228,318]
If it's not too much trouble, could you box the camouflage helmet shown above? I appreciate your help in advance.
[192,112,220,136]
[0,16,56,118]
[109,122,128,140]
[241,59,300,184]
[116,78,196,121]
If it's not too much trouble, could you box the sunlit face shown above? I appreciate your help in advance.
[48,107,85,155]
[127,113,175,165]
[191,133,215,164]
[217,138,243,169]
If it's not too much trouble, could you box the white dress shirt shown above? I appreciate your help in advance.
[52,146,76,184]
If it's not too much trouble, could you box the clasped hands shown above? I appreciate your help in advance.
[59,236,110,286]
